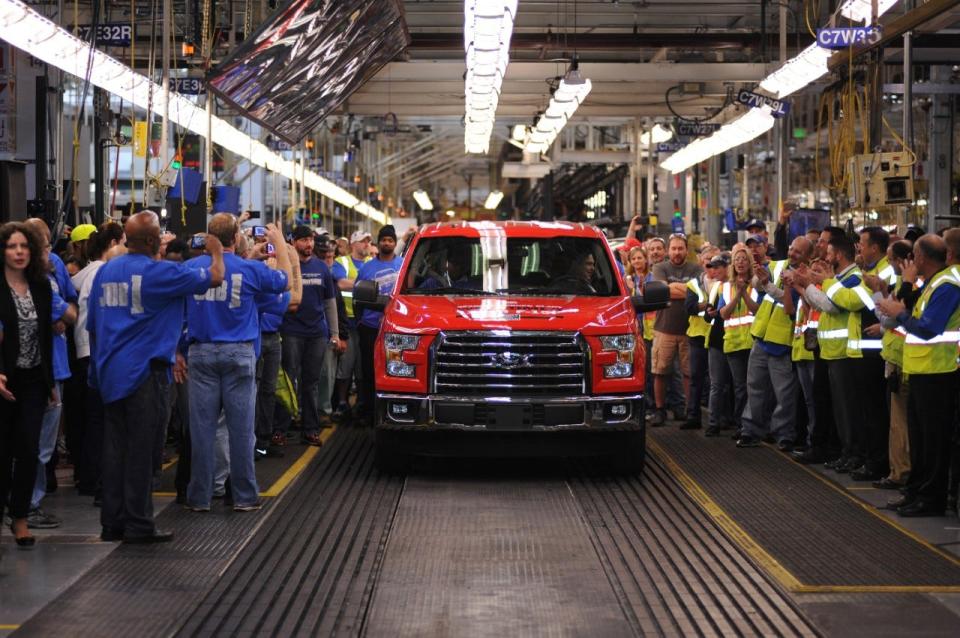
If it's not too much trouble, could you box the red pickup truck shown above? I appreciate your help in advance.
[354,221,668,473]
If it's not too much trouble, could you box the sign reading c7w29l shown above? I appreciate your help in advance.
[736,90,791,118]
[817,27,881,49]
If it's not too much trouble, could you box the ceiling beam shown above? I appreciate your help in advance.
[368,62,768,83]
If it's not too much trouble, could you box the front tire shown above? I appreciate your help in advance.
[374,428,411,474]
[610,430,646,475]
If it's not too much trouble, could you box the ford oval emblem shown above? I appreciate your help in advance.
[491,352,533,369]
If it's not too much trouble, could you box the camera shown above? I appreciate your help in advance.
[266,243,276,256]
[254,226,267,237]
[190,235,206,249]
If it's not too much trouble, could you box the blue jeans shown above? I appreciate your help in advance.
[31,381,62,510]
[186,342,258,508]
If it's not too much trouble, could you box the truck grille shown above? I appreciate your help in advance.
[433,332,586,396]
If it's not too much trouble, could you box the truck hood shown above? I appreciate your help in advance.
[385,294,637,333]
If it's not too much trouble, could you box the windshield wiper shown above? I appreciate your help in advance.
[410,287,497,295]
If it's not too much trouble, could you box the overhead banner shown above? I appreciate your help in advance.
[816,27,881,50]
[736,89,791,118]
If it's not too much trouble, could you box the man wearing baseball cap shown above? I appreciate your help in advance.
[330,230,373,420]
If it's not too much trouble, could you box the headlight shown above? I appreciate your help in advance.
[384,333,421,378]
[386,360,416,378]
[600,334,636,351]
[385,333,420,351]
[603,362,634,378]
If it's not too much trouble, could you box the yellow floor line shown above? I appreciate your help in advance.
[788,452,960,570]
[161,456,179,472]
[650,438,960,594]
[261,426,336,497]
[0,625,21,630]
[153,427,335,498]
[648,438,805,591]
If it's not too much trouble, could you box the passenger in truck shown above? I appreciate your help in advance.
[417,252,477,290]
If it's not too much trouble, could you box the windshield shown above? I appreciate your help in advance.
[401,236,620,296]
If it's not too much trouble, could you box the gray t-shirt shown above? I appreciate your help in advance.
[652,260,702,335]
[11,287,41,369]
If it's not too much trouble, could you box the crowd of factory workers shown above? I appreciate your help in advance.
[2,206,959,562]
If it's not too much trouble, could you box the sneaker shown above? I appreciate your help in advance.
[184,504,210,513]
[233,501,263,512]
[680,418,701,430]
[27,508,61,529]
[704,426,721,437]
[303,432,324,447]
[254,447,267,461]
[776,440,794,453]
[332,402,351,421]
[648,409,666,427]
[736,436,760,448]
[271,431,286,447]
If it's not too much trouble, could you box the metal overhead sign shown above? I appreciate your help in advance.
[675,122,720,137]
[72,23,133,47]
[816,27,881,49]
[168,78,206,95]
[657,142,685,153]
[736,89,791,118]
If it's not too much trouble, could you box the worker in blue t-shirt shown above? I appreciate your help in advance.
[183,215,290,513]
[355,224,405,427]
[273,225,340,447]
[87,212,225,544]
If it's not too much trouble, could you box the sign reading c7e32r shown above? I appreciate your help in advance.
[816,27,881,50]
[736,90,791,118]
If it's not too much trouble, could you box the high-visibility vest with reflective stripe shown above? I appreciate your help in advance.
[749,260,793,347]
[686,277,711,339]
[880,276,909,366]
[791,295,819,362]
[335,255,367,318]
[821,266,872,359]
[865,256,898,288]
[720,282,757,353]
[902,269,960,375]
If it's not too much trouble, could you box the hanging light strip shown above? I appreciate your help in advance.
[412,189,433,210]
[660,106,776,174]
[758,43,833,99]
[523,68,592,154]
[0,0,386,224]
[839,0,897,23]
[483,190,504,209]
[640,123,673,145]
[463,0,517,154]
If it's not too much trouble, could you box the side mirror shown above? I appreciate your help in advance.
[632,280,670,312]
[354,279,388,313]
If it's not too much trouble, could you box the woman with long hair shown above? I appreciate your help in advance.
[625,246,656,407]
[0,222,70,550]
[717,248,759,437]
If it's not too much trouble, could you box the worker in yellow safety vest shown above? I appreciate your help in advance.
[877,234,960,517]
[863,239,920,492]
[682,245,720,430]
[718,248,759,439]
[735,236,810,449]
[791,235,871,473]
[703,253,731,437]
[331,230,373,418]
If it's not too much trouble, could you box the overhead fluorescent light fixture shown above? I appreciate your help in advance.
[412,190,434,210]
[640,123,673,145]
[464,0,518,154]
[483,190,504,209]
[660,106,776,174]
[839,0,897,23]
[207,0,410,144]
[524,67,592,154]
[758,43,832,99]
[0,0,385,223]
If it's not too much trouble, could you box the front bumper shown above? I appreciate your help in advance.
[376,392,645,432]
